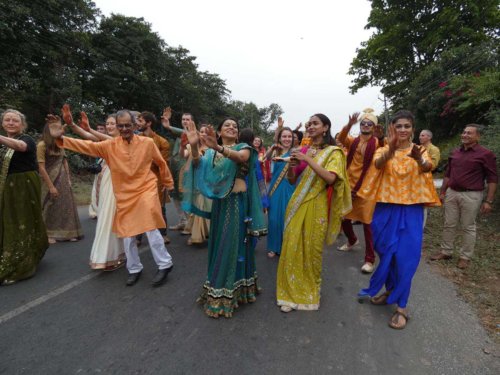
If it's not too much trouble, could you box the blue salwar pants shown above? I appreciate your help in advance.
[358,203,424,308]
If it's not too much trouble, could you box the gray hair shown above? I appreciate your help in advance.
[420,129,433,139]
[465,123,483,136]
[1,109,28,131]
[116,109,134,123]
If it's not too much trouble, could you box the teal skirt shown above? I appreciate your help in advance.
[198,192,259,317]
[0,171,49,283]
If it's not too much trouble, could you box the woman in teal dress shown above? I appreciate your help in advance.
[266,127,295,258]
[183,118,267,318]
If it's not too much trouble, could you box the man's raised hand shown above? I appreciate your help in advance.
[346,112,360,128]
[78,112,91,132]
[161,107,172,128]
[61,104,74,126]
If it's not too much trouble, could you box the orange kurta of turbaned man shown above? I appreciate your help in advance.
[358,144,441,207]
[339,135,383,223]
[58,135,174,237]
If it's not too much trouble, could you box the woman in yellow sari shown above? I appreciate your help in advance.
[277,114,352,312]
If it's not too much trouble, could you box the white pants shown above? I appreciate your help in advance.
[173,198,188,224]
[123,229,173,273]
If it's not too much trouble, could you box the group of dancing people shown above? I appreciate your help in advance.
[0,106,441,330]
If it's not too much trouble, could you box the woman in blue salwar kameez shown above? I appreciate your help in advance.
[357,110,440,329]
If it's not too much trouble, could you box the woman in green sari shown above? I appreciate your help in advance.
[276,114,351,312]
[183,118,267,318]
[0,110,48,285]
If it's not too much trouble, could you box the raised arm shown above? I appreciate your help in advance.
[160,106,184,137]
[48,120,107,159]
[375,125,398,169]
[337,112,359,146]
[201,126,250,164]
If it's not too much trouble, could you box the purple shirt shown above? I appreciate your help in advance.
[445,144,498,191]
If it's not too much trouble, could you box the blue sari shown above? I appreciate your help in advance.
[183,144,267,318]
[267,153,295,255]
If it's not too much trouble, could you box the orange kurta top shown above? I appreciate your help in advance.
[338,133,383,223]
[142,131,170,203]
[358,144,441,207]
[59,135,174,237]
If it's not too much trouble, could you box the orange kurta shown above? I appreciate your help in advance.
[142,131,170,204]
[338,134,382,223]
[59,135,174,237]
[358,144,441,207]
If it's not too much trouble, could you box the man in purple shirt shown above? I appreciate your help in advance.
[430,124,497,269]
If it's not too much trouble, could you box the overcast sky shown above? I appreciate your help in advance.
[94,0,383,134]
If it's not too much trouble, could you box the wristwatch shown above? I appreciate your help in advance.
[483,199,494,204]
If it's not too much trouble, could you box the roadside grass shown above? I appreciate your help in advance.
[423,200,500,344]
[72,174,94,206]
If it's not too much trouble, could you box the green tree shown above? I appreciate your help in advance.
[405,42,498,137]
[0,0,98,128]
[349,0,499,106]
[259,103,284,133]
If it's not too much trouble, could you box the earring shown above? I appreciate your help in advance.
[323,132,326,136]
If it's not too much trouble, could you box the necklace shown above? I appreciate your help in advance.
[309,143,326,157]
[397,141,412,150]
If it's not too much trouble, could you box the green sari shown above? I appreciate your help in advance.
[0,135,48,284]
[186,144,267,317]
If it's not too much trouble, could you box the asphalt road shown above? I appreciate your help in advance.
[1,205,498,375]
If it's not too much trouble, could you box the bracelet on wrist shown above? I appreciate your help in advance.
[483,199,493,205]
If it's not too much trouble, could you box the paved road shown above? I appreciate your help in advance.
[1,205,498,374]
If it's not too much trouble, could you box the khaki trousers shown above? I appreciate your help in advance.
[440,188,483,260]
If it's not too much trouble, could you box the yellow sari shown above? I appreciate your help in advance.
[277,146,351,310]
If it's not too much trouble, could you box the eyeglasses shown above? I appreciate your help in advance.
[360,121,374,127]
[116,123,133,129]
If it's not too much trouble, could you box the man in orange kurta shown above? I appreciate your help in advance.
[337,109,385,274]
[53,110,175,287]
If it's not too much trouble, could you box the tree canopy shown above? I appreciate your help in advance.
[0,0,282,137]
[349,0,499,140]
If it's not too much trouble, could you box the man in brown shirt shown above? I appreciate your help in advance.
[430,124,497,269]
[137,111,171,244]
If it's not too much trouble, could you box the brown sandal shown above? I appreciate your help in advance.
[388,311,409,330]
[370,291,390,305]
